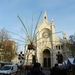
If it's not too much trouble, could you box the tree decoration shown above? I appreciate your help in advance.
[17,12,42,50]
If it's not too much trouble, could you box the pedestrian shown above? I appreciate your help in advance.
[27,62,45,75]
[67,66,73,75]
[58,65,68,75]
[50,63,59,75]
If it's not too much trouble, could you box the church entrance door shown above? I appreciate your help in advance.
[43,49,51,67]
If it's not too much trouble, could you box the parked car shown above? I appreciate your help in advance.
[0,64,18,75]
[0,62,12,69]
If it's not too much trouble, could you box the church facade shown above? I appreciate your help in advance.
[24,11,72,67]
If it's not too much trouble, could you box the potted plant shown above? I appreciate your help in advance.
[28,43,36,50]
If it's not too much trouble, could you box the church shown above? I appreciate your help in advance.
[24,11,72,67]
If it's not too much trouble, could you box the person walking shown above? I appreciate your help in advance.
[27,62,45,75]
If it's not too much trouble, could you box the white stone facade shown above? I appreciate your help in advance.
[24,11,72,67]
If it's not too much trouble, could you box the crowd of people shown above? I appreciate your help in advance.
[19,62,75,75]
[50,63,75,75]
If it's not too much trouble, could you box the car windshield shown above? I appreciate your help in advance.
[1,66,11,70]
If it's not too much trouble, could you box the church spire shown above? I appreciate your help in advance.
[43,11,48,22]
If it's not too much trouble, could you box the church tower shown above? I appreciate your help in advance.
[37,11,56,67]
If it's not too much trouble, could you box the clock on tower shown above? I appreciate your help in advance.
[42,32,50,39]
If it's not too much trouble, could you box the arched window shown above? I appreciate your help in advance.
[44,16,46,19]
[61,45,63,49]
[59,46,60,50]
[56,46,57,49]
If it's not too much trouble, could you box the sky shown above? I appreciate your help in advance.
[0,0,75,52]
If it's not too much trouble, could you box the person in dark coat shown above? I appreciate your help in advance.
[27,62,45,75]
[58,65,68,75]
[50,63,60,75]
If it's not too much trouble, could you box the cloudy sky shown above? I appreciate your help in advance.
[0,0,75,52]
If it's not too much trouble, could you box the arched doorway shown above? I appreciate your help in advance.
[43,49,51,67]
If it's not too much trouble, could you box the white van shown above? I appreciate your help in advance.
[0,64,18,75]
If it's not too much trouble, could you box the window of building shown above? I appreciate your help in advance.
[61,45,63,49]
[59,46,60,50]
[44,16,46,19]
[56,46,57,49]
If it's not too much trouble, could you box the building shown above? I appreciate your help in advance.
[24,11,72,67]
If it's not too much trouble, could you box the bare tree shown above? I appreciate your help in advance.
[0,28,10,41]
[69,33,75,57]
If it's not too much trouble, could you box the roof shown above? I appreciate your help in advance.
[68,58,74,64]
[63,58,75,66]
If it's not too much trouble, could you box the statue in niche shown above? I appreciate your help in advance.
[56,51,63,63]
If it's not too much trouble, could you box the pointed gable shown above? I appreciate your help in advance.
[43,11,48,22]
